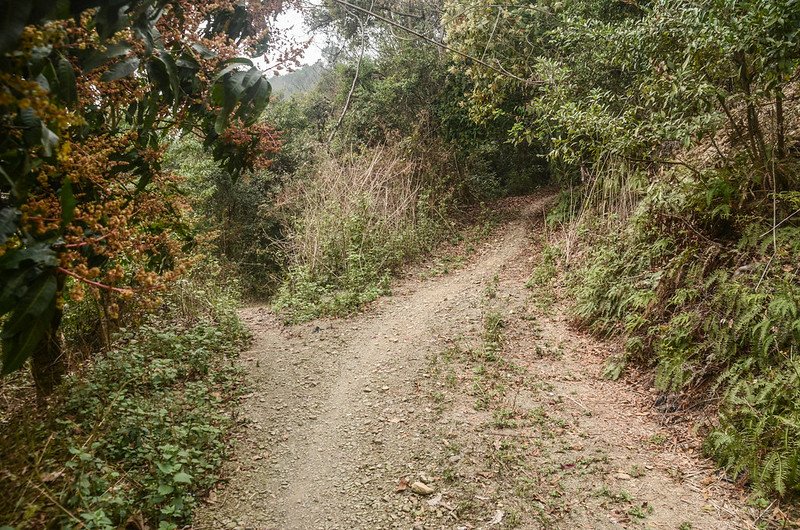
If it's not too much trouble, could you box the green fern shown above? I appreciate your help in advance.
[567,173,800,496]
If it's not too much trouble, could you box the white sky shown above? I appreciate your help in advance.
[273,6,324,68]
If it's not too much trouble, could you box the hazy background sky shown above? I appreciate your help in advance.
[273,6,324,69]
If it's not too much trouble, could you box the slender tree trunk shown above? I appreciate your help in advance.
[98,290,112,351]
[775,88,785,160]
[719,96,754,162]
[31,299,66,398]
[327,21,367,146]
[734,52,768,176]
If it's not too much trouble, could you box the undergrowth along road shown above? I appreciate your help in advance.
[195,191,757,530]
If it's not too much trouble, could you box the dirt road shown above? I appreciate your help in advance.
[194,192,753,529]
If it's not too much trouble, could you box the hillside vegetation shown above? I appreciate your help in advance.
[443,0,800,497]
[0,0,798,527]
[268,62,326,96]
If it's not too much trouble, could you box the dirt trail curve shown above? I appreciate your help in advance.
[194,192,753,530]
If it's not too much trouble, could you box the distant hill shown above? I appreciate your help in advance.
[269,62,325,97]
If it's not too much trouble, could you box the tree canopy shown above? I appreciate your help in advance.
[0,0,293,389]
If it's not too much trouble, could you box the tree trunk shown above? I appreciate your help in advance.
[734,51,768,175]
[775,88,785,160]
[31,288,66,398]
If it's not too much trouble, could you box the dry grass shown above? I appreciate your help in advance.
[281,145,440,279]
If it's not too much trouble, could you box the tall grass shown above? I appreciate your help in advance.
[273,146,447,320]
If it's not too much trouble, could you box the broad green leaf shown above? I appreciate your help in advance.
[95,2,132,39]
[190,42,217,59]
[83,42,132,72]
[4,272,56,322]
[0,310,53,375]
[213,72,248,134]
[157,484,175,495]
[247,78,271,123]
[0,0,34,53]
[34,72,50,91]
[157,51,181,108]
[156,461,176,474]
[212,58,253,82]
[1,274,57,374]
[0,242,59,269]
[210,81,225,107]
[40,123,59,157]
[0,167,13,191]
[172,471,192,484]
[0,208,18,245]
[101,57,140,82]
[175,53,200,70]
[0,269,30,314]
[56,55,78,106]
[19,107,43,147]
[242,67,262,89]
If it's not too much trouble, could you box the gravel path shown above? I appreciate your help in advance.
[193,192,753,530]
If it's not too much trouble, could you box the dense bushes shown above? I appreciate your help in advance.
[273,147,447,320]
[6,0,798,525]
[570,172,800,495]
[263,27,548,320]
[0,0,286,392]
[0,1,554,526]
[0,275,247,529]
[440,0,800,498]
[166,138,287,299]
[0,0,288,522]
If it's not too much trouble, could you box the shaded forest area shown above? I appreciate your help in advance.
[1,0,799,528]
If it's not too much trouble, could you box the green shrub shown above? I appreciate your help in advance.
[0,308,247,529]
[273,148,446,320]
[709,356,800,497]
[167,137,286,300]
[526,244,560,289]
[569,175,800,496]
[545,189,583,229]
